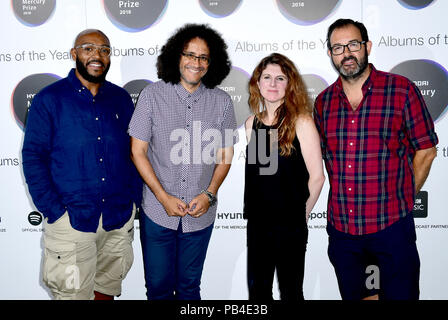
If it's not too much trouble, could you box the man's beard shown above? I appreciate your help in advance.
[76,58,110,84]
[333,51,368,81]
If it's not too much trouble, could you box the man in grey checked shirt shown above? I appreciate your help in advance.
[128,24,238,300]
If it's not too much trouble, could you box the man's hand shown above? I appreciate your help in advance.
[131,137,189,217]
[158,193,189,217]
[187,193,210,218]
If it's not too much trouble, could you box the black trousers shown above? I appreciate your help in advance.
[246,219,308,301]
[327,214,420,300]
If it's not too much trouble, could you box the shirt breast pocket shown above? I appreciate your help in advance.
[374,106,403,151]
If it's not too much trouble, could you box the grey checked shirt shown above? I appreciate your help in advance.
[128,80,238,232]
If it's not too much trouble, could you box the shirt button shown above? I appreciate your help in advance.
[188,106,191,109]
[101,178,105,181]
[351,120,355,123]
[348,188,352,191]
[348,164,352,168]
[98,137,101,140]
[182,179,186,182]
[350,209,353,213]
[99,158,103,162]
[349,142,353,146]
[102,199,105,202]
[95,117,99,120]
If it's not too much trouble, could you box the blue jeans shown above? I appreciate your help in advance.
[139,212,213,300]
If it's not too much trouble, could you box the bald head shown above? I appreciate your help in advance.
[73,29,110,47]
[71,29,111,86]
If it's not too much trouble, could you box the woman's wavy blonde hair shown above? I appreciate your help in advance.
[248,53,312,156]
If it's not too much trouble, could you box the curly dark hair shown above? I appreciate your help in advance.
[157,23,231,88]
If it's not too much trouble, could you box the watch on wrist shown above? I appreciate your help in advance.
[201,190,217,207]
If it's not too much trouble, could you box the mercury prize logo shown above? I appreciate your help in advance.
[103,0,168,32]
[302,74,328,104]
[199,0,242,18]
[11,73,61,130]
[123,79,152,107]
[12,0,56,26]
[218,66,250,128]
[276,0,341,25]
[390,59,448,122]
[397,0,435,9]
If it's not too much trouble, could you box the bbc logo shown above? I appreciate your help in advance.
[413,191,428,218]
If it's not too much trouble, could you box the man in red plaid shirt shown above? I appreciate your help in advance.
[314,18,438,300]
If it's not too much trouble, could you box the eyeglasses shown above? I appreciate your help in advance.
[181,52,210,65]
[330,40,366,56]
[75,44,112,57]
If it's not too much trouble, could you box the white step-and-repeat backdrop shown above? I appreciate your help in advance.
[1,0,447,300]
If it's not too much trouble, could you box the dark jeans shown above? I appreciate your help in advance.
[327,214,420,300]
[247,220,308,301]
[139,212,213,300]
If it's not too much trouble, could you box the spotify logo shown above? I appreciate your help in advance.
[276,0,341,25]
[28,211,43,226]
[218,66,250,128]
[302,74,328,104]
[103,0,168,32]
[12,0,56,26]
[12,73,61,130]
[390,59,448,122]
[397,0,435,9]
[123,79,152,107]
[199,0,242,18]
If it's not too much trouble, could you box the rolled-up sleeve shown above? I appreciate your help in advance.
[404,81,438,151]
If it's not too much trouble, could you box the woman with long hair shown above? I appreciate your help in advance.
[244,53,325,300]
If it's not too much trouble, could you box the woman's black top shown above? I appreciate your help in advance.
[243,116,310,222]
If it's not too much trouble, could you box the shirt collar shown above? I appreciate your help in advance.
[67,68,110,94]
[174,81,205,101]
[67,68,83,90]
[361,63,377,92]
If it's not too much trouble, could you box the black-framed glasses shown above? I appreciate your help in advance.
[330,40,366,56]
[181,52,210,65]
[75,43,112,57]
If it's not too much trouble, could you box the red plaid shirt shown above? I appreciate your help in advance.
[314,65,438,235]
